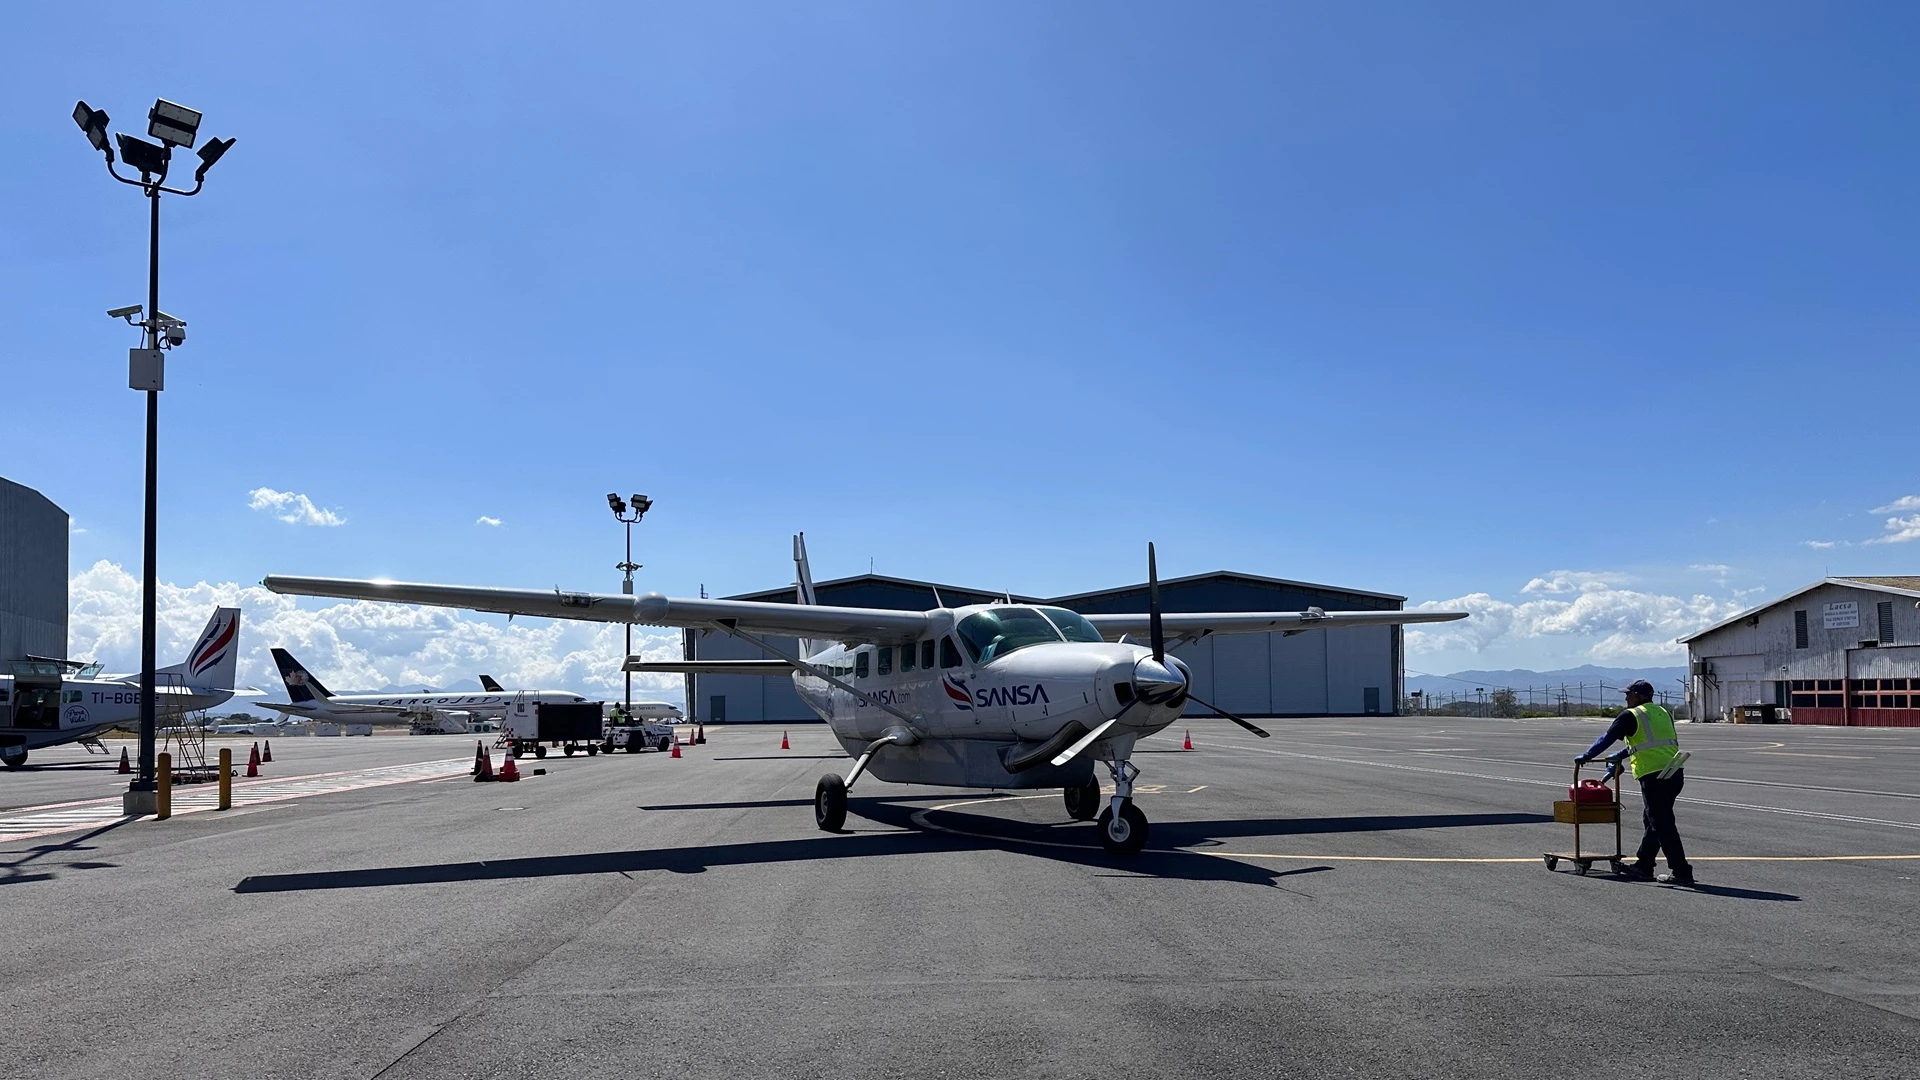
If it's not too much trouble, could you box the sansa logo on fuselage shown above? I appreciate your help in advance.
[972,684,1049,709]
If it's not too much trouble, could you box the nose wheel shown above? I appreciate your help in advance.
[1097,800,1148,855]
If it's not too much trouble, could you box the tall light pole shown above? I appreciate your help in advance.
[73,99,235,814]
[606,493,653,714]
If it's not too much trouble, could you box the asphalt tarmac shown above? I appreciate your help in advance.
[4,717,1918,1079]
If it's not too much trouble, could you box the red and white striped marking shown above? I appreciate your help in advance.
[0,758,471,844]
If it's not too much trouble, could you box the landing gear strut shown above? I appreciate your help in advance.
[1063,778,1100,821]
[1095,753,1148,855]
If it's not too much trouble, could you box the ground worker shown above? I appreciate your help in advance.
[1575,679,1694,885]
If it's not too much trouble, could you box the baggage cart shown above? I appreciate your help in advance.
[1543,753,1626,876]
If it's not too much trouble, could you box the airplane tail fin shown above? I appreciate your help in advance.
[158,608,241,690]
[271,648,334,703]
[479,674,504,693]
[793,532,821,658]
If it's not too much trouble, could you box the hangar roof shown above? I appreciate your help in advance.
[1679,576,1920,644]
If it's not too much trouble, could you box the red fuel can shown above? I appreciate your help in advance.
[1569,778,1613,803]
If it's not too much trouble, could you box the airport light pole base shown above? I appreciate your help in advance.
[123,788,158,816]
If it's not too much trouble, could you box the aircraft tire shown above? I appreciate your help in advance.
[0,748,27,769]
[1063,779,1100,821]
[814,773,848,832]
[1096,800,1148,856]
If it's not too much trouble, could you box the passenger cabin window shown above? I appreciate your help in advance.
[856,652,870,679]
[877,647,892,676]
[956,606,1070,664]
[922,640,936,669]
[899,644,913,673]
[940,637,962,669]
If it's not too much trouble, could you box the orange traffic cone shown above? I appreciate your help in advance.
[670,738,682,759]
[118,747,131,774]
[246,743,261,777]
[695,725,706,745]
[498,753,520,782]
[780,731,790,750]
[1182,729,1193,751]
[262,740,273,763]
[473,743,494,783]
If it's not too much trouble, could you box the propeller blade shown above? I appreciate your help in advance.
[1051,716,1120,767]
[1148,542,1164,663]
[1186,692,1271,738]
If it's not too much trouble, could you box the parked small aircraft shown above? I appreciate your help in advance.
[260,649,593,728]
[0,609,243,768]
[265,538,1466,853]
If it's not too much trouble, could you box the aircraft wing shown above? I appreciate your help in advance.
[262,576,932,642]
[1082,609,1469,639]
[624,659,796,675]
[257,700,412,717]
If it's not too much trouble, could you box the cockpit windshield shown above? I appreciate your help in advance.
[1036,607,1105,644]
[956,607,1064,664]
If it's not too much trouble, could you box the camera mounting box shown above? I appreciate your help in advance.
[130,348,164,391]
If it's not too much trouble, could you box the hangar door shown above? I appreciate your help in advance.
[1704,653,1763,721]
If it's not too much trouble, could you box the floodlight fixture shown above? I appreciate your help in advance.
[607,493,627,515]
[194,136,235,182]
[632,494,653,516]
[148,99,201,148]
[73,101,113,159]
[115,132,170,179]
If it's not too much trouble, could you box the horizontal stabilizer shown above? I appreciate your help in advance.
[623,659,795,675]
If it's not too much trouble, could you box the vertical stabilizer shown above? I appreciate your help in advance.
[159,608,242,691]
[271,648,334,703]
[793,532,821,658]
[479,675,505,693]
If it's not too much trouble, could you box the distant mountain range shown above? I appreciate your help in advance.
[1406,665,1687,699]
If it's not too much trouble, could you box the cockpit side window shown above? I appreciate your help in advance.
[1036,607,1106,644]
[955,607,1065,664]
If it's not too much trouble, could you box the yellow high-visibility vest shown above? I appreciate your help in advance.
[1624,703,1680,780]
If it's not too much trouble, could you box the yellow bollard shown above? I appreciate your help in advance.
[156,751,173,820]
[218,747,232,811]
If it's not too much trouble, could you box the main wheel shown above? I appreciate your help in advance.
[1096,800,1149,856]
[814,774,848,832]
[1063,778,1100,821]
[0,748,27,769]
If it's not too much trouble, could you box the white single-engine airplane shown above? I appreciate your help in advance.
[0,609,243,768]
[266,537,1466,854]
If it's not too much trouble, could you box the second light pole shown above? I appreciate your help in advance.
[606,492,653,715]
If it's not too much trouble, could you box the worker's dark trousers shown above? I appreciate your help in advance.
[1635,770,1690,873]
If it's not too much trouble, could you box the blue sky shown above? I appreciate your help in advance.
[4,3,1917,695]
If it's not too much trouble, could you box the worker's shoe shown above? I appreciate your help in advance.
[1655,869,1696,887]
[1620,862,1655,881]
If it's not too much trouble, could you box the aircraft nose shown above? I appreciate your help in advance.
[1132,655,1189,707]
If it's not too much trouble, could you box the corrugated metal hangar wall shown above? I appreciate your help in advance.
[0,477,68,663]
[683,571,1405,723]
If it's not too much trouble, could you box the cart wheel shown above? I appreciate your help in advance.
[1573,862,1590,876]
[1543,856,1558,871]
[534,745,547,759]
[586,743,598,756]
[564,744,575,756]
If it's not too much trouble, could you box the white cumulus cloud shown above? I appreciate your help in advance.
[476,516,503,527]
[1871,496,1920,514]
[65,561,685,709]
[1868,514,1920,545]
[248,487,345,527]
[1802,540,1839,550]
[1407,572,1744,664]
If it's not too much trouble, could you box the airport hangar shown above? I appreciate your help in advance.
[0,476,68,664]
[677,569,1412,723]
[1681,576,1920,726]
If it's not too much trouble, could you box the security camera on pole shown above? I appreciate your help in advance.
[606,493,653,718]
[72,98,235,815]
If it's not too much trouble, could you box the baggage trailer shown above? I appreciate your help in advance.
[1544,754,1625,876]
[502,700,606,759]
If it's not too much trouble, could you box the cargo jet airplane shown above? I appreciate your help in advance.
[0,609,243,768]
[265,538,1466,854]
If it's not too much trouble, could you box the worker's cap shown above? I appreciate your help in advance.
[1622,680,1655,696]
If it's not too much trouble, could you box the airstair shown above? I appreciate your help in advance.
[158,674,218,783]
